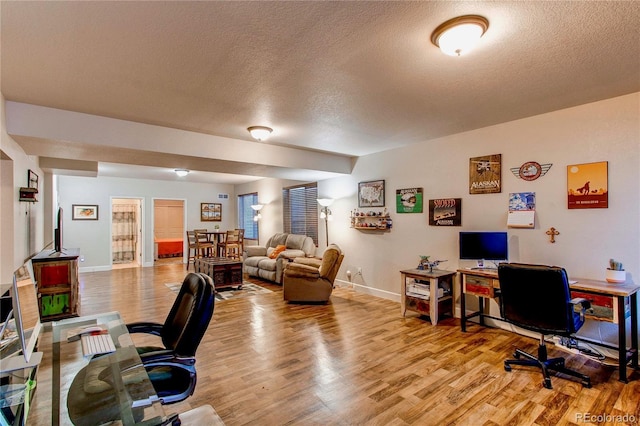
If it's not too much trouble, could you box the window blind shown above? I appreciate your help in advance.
[237,192,259,240]
[282,183,318,245]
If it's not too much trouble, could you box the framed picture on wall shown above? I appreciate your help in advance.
[358,180,385,207]
[567,161,608,209]
[469,154,501,194]
[72,204,99,220]
[396,188,423,213]
[28,169,39,190]
[201,203,222,221]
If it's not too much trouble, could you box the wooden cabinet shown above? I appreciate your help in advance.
[400,269,455,325]
[31,249,80,321]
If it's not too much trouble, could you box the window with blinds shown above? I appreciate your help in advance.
[237,192,259,240]
[282,183,318,245]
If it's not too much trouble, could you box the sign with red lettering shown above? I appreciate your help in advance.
[428,198,461,226]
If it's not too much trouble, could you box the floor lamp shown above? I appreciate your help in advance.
[317,198,334,246]
[251,204,264,244]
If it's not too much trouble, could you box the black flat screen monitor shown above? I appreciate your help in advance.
[54,207,63,252]
[459,231,508,261]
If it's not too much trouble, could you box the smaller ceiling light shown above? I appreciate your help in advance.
[431,15,489,57]
[174,168,189,177]
[247,126,273,141]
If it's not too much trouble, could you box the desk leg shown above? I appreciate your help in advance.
[617,295,628,383]
[460,275,466,332]
[400,273,407,317]
[631,293,638,370]
[52,342,60,426]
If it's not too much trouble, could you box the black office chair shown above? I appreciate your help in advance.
[127,272,215,404]
[498,262,592,389]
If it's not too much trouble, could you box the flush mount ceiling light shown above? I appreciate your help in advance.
[431,15,489,57]
[174,168,189,177]
[247,126,273,141]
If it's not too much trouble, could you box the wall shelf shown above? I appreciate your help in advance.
[350,209,392,231]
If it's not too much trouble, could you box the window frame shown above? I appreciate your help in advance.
[282,182,318,246]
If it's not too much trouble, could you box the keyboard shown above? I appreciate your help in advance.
[81,333,116,357]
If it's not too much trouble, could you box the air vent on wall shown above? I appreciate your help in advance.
[218,193,229,199]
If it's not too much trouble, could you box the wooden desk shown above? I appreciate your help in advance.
[458,268,639,383]
[400,269,455,325]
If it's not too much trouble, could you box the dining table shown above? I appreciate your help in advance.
[201,230,227,257]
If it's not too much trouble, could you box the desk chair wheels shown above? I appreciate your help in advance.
[504,345,591,389]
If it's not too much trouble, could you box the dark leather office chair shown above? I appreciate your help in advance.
[127,272,215,404]
[498,262,592,389]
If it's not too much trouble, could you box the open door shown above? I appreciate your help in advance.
[111,198,143,269]
[153,199,185,265]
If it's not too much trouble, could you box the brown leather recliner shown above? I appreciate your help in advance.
[282,244,344,303]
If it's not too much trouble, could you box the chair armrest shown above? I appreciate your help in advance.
[293,257,322,268]
[245,246,267,257]
[126,322,163,336]
[138,350,196,366]
[570,297,592,321]
[279,249,305,260]
[285,263,320,279]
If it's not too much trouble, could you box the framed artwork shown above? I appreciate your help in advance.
[396,188,423,213]
[469,154,501,194]
[428,198,461,226]
[201,202,222,221]
[28,169,39,189]
[358,180,385,207]
[567,161,608,209]
[72,204,99,220]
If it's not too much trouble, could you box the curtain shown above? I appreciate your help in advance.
[112,204,137,264]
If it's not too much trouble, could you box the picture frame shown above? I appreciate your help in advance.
[469,154,502,194]
[428,198,462,226]
[396,187,423,213]
[567,161,608,209]
[201,202,222,221]
[28,169,39,190]
[358,180,385,207]
[72,204,99,220]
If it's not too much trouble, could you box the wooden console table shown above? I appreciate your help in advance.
[31,249,80,321]
[458,268,639,383]
[400,269,455,325]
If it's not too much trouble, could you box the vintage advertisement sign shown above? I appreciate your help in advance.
[396,187,423,213]
[469,154,501,194]
[429,198,461,226]
[567,161,608,209]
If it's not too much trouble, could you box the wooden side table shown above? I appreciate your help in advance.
[400,269,455,325]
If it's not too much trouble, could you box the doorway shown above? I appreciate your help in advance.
[153,199,185,266]
[111,198,143,269]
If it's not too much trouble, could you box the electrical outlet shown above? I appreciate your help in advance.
[356,267,362,276]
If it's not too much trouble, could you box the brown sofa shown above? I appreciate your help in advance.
[282,244,344,303]
[243,233,316,284]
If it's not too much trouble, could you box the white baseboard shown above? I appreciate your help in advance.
[334,279,401,303]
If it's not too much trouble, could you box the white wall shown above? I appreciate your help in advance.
[0,93,45,282]
[56,175,236,270]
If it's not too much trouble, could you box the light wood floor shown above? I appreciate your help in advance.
[29,264,640,425]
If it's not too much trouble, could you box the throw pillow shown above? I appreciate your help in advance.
[268,244,286,259]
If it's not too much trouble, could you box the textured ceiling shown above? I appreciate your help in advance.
[2,1,639,183]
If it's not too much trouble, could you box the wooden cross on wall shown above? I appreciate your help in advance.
[546,227,559,243]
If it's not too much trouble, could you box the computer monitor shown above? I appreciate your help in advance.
[0,263,43,372]
[459,231,509,266]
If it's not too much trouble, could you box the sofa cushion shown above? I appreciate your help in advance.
[257,258,277,272]
[268,233,289,248]
[244,255,268,268]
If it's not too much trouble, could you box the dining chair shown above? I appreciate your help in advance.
[218,229,241,259]
[194,230,214,259]
[185,231,198,270]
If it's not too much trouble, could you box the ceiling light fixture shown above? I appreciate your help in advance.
[247,126,273,141]
[431,15,489,57]
[174,168,189,177]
